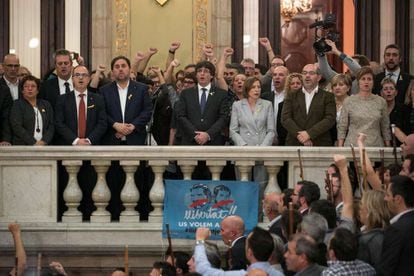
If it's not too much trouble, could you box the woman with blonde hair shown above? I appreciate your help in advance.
[358,190,391,273]
[330,74,352,144]
[283,72,303,93]
[277,73,303,145]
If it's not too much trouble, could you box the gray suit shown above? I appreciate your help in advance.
[229,98,275,146]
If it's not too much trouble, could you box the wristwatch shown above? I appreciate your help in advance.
[196,240,205,245]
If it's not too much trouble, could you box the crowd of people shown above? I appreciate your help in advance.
[2,38,414,275]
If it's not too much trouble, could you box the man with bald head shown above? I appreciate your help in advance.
[220,215,248,270]
[281,63,336,146]
[263,193,285,242]
[401,134,414,158]
[261,66,289,146]
[1,54,21,100]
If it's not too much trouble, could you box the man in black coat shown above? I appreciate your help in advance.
[373,44,414,105]
[379,175,414,275]
[220,215,248,270]
[0,84,13,145]
[175,61,229,146]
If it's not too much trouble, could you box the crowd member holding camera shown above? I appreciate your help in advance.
[317,39,366,95]
[338,66,391,147]
[312,14,368,95]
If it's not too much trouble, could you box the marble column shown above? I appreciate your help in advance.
[62,160,83,223]
[119,160,140,222]
[148,160,168,223]
[90,160,111,223]
[206,160,226,181]
[235,161,254,181]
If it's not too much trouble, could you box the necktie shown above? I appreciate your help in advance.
[64,82,71,94]
[200,88,207,113]
[78,94,86,138]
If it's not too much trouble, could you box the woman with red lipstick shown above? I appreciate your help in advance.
[337,66,391,147]
[9,75,54,145]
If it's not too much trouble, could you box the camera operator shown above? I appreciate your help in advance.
[316,39,364,94]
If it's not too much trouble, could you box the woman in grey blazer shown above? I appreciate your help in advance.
[230,76,275,208]
[9,75,54,145]
[230,76,275,146]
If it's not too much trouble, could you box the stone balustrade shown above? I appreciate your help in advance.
[0,146,398,273]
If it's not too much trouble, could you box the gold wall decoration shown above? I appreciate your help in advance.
[155,0,169,7]
[113,0,130,57]
[193,0,209,62]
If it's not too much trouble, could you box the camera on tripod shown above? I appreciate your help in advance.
[310,13,340,56]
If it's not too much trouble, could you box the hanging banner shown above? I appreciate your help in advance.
[163,180,259,239]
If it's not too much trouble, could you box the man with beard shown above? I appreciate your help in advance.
[373,44,413,104]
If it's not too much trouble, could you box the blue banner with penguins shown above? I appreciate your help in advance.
[163,180,259,239]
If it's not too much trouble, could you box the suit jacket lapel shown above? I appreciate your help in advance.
[307,89,321,120]
[69,93,78,131]
[125,83,134,116]
[241,100,255,130]
[111,82,124,120]
[86,93,95,133]
[297,91,307,118]
[37,100,48,126]
[192,87,202,115]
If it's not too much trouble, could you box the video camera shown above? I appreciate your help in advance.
[310,13,340,56]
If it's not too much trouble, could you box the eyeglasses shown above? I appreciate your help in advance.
[73,73,90,78]
[302,71,317,75]
[271,63,284,67]
[5,64,20,68]
[183,80,195,84]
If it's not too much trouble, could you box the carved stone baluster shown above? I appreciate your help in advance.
[264,161,283,194]
[62,160,83,222]
[206,160,226,180]
[120,160,140,222]
[235,161,255,181]
[90,160,111,223]
[178,160,197,180]
[148,160,168,223]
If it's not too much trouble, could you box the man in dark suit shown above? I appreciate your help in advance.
[100,56,153,220]
[100,55,152,145]
[54,65,107,221]
[220,215,248,270]
[263,192,285,242]
[281,63,336,146]
[0,84,13,145]
[175,61,229,146]
[39,49,74,109]
[380,175,414,276]
[55,65,107,145]
[1,54,22,100]
[373,44,414,105]
[261,66,289,146]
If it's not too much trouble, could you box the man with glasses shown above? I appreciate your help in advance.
[1,54,21,100]
[281,63,335,146]
[55,65,107,146]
